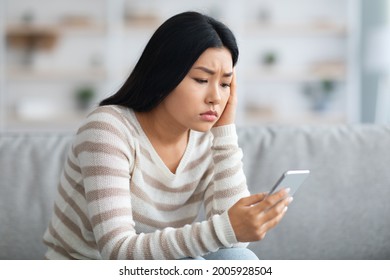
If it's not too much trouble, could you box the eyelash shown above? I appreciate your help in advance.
[194,78,207,84]
[194,78,231,88]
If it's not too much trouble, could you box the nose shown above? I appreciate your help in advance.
[205,83,221,105]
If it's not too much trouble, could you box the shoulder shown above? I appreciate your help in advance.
[76,105,139,137]
[73,105,140,151]
[84,105,130,126]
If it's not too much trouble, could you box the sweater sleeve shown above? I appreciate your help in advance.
[73,108,246,259]
[203,124,251,247]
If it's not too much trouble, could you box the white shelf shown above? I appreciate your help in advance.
[245,22,348,36]
[0,0,361,131]
[6,67,107,81]
[245,67,346,83]
[6,22,107,37]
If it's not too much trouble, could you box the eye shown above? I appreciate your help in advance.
[194,78,208,84]
[221,83,231,88]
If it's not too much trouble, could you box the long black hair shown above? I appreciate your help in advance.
[99,11,239,111]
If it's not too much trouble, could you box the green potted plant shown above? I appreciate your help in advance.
[303,79,336,111]
[75,86,95,110]
[261,51,278,69]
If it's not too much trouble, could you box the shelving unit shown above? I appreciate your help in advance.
[236,0,360,125]
[0,0,361,132]
[0,0,109,132]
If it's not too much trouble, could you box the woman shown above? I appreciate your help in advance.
[43,11,292,260]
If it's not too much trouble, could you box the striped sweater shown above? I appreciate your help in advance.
[43,105,250,259]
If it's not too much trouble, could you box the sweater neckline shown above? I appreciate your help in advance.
[126,108,196,179]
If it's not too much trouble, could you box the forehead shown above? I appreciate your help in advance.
[192,47,233,70]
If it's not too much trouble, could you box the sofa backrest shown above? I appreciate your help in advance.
[238,125,390,259]
[0,133,73,260]
[1,125,390,260]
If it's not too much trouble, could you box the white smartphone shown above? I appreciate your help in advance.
[268,170,310,197]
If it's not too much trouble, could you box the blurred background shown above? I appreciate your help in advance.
[0,0,389,132]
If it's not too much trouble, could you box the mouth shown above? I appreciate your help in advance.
[200,110,218,117]
[199,110,218,122]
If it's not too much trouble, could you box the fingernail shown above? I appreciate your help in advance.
[283,206,288,212]
[285,188,291,194]
[288,197,294,203]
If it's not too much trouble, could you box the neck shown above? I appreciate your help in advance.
[135,109,189,145]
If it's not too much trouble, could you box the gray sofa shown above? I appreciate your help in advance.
[1,124,390,260]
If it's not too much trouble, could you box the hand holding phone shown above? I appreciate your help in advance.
[228,170,309,242]
[268,170,310,197]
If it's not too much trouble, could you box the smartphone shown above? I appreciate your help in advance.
[268,170,310,197]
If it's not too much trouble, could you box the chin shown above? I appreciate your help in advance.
[191,123,215,133]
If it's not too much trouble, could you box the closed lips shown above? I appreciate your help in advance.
[200,111,218,117]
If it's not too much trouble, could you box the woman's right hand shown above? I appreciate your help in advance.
[228,189,293,242]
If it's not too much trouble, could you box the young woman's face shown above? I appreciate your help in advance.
[159,47,233,132]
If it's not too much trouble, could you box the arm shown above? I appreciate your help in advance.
[203,124,251,247]
[209,71,293,243]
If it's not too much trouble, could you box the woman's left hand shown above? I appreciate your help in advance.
[214,70,237,127]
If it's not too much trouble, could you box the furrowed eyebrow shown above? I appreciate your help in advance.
[193,66,233,77]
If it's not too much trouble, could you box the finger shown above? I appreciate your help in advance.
[231,70,236,93]
[254,210,286,242]
[238,192,268,207]
[259,205,289,233]
[229,70,237,103]
[263,196,291,220]
[257,199,290,229]
[253,188,290,212]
